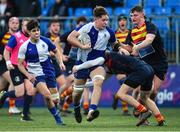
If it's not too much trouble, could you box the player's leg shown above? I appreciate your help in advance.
[139,90,165,126]
[87,66,106,122]
[2,71,21,114]
[73,78,86,123]
[36,81,64,125]
[82,87,89,115]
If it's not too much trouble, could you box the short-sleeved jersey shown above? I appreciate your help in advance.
[18,36,56,77]
[76,22,116,62]
[125,21,167,63]
[5,31,29,65]
[115,29,129,43]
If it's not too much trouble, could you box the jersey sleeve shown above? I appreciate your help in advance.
[5,35,17,51]
[146,22,158,35]
[18,44,26,59]
[124,31,133,46]
[77,23,90,34]
[107,28,116,43]
[41,36,56,51]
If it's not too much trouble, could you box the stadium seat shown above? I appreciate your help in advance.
[154,7,172,16]
[74,8,92,17]
[124,0,142,8]
[164,0,180,8]
[114,7,130,16]
[171,18,180,32]
[105,7,113,16]
[39,0,55,16]
[68,7,73,16]
[144,8,152,16]
[151,17,170,36]
[174,8,180,15]
[144,0,162,8]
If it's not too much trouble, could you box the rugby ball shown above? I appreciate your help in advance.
[78,32,91,45]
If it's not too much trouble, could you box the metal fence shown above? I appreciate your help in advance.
[0,15,179,64]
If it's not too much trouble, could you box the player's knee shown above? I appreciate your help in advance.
[51,92,60,102]
[92,75,105,87]
[117,92,125,101]
[44,92,52,100]
[73,84,84,92]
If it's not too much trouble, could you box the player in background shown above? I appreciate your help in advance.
[0,18,34,121]
[18,19,65,125]
[45,19,67,108]
[112,14,131,116]
[0,17,21,115]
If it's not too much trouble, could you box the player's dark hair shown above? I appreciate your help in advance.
[48,19,59,27]
[27,19,40,31]
[76,16,87,25]
[130,5,143,13]
[93,6,108,18]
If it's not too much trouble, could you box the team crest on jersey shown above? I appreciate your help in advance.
[104,34,107,37]
[42,44,45,48]
[15,76,20,82]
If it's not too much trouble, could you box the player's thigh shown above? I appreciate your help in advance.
[36,82,51,97]
[90,66,106,79]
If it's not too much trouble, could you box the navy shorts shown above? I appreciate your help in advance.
[124,64,154,91]
[10,65,26,86]
[63,58,76,76]
[74,60,102,80]
[34,74,57,88]
[51,59,63,78]
[147,58,168,81]
[105,52,154,91]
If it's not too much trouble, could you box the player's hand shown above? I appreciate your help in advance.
[63,55,69,62]
[59,62,66,71]
[27,74,36,83]
[119,48,130,56]
[6,60,14,70]
[131,50,139,56]
[132,44,140,52]
[131,42,139,56]
[80,43,91,50]
[72,66,78,73]
[49,51,55,57]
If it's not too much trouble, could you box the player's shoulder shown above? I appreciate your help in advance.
[145,21,157,28]
[40,35,51,43]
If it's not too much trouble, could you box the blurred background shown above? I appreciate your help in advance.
[0,0,180,108]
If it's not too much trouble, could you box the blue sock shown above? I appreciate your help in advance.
[23,94,33,116]
[49,107,63,124]
[89,104,97,111]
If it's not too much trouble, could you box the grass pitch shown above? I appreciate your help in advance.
[0,107,180,131]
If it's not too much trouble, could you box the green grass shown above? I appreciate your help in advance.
[0,107,180,131]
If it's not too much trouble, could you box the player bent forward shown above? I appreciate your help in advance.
[73,51,166,126]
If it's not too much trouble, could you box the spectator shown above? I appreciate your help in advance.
[48,0,68,17]
[0,0,16,31]
[15,0,41,17]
